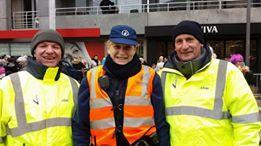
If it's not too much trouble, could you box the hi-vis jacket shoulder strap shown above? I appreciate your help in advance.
[89,65,154,129]
[161,60,259,123]
[7,73,78,137]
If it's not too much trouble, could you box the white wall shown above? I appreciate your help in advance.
[117,0,142,13]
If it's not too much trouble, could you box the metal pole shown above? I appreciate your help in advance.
[147,0,149,13]
[245,0,251,66]
[49,0,56,29]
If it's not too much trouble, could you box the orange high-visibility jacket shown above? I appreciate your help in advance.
[87,65,156,145]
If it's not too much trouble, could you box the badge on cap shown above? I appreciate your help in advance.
[121,30,130,37]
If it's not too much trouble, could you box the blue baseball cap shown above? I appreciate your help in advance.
[109,25,138,46]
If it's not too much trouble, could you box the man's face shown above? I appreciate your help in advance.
[107,42,137,65]
[34,41,62,67]
[174,34,203,62]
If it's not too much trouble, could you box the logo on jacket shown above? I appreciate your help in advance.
[33,95,40,105]
[61,99,69,102]
[172,79,177,88]
[200,86,209,90]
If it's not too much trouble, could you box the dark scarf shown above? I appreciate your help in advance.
[104,54,141,79]
[26,57,61,81]
[165,45,212,79]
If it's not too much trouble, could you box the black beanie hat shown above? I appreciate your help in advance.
[31,29,65,57]
[172,20,205,44]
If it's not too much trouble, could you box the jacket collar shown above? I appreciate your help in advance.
[165,45,212,79]
[26,57,61,81]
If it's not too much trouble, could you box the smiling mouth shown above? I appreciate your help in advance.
[43,56,56,61]
[182,52,193,55]
[116,57,127,60]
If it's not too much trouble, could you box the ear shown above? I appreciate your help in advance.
[107,47,111,54]
[33,49,36,57]
[134,46,138,52]
[172,42,175,48]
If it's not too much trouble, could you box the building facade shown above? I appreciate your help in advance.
[1,0,261,72]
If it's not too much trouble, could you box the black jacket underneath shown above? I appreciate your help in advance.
[72,54,170,146]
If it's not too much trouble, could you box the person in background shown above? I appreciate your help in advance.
[0,57,6,79]
[3,55,19,76]
[209,45,217,59]
[155,55,165,71]
[230,53,255,86]
[72,25,170,146]
[99,0,114,14]
[16,55,28,70]
[224,54,231,61]
[151,63,156,70]
[0,29,79,145]
[92,55,100,66]
[69,56,85,82]
[139,56,149,66]
[0,65,5,79]
[159,20,260,146]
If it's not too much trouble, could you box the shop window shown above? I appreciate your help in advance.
[208,41,225,59]
[0,44,9,56]
[136,40,144,57]
[10,43,31,56]
[226,40,244,56]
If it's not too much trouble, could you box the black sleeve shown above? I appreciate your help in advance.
[72,77,91,146]
[151,73,170,146]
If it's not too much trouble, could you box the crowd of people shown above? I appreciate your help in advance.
[0,21,260,146]
[0,53,103,82]
[0,55,28,79]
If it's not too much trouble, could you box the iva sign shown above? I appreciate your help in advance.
[201,25,218,34]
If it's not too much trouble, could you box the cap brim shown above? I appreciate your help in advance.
[110,38,137,46]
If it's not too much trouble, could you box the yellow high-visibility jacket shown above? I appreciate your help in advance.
[0,67,78,146]
[159,59,260,146]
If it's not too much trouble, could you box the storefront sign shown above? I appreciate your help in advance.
[201,25,218,34]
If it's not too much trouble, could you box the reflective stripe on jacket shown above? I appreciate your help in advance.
[87,65,156,145]
[0,68,78,146]
[160,59,260,146]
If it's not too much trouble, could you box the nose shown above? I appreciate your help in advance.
[45,45,55,53]
[117,46,125,54]
[180,40,190,50]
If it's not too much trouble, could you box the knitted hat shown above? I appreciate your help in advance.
[31,29,65,57]
[172,20,205,44]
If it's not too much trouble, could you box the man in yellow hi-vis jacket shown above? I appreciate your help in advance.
[0,30,79,145]
[159,20,260,146]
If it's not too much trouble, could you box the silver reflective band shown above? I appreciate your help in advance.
[90,67,98,99]
[91,96,151,109]
[165,106,231,119]
[0,137,3,142]
[124,117,155,127]
[7,118,71,137]
[232,112,260,123]
[163,60,228,120]
[9,73,72,137]
[90,117,115,129]
[141,65,150,97]
[91,98,112,109]
[91,117,155,130]
[68,77,79,106]
[89,65,152,103]
[124,96,151,106]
